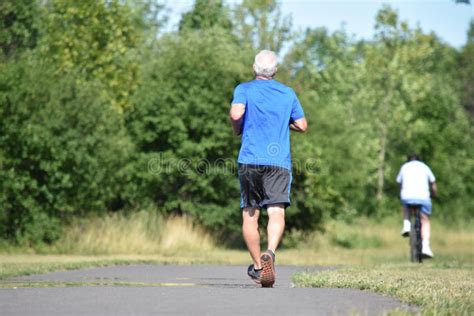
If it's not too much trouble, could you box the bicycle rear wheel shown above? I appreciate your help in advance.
[409,206,423,263]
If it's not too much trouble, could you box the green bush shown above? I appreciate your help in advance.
[0,57,132,244]
[123,28,252,243]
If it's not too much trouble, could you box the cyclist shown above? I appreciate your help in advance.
[229,50,307,286]
[396,153,437,258]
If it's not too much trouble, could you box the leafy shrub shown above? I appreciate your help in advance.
[0,57,132,244]
[124,28,252,243]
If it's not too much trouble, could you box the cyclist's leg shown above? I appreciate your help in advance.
[401,202,411,236]
[420,211,434,257]
[403,204,410,220]
[242,207,262,269]
[267,204,285,253]
[421,212,430,241]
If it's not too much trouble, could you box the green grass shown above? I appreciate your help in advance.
[294,263,473,315]
[290,217,474,315]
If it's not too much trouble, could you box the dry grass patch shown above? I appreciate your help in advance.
[52,212,215,255]
[288,217,473,265]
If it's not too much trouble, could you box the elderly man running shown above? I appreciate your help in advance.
[229,50,307,287]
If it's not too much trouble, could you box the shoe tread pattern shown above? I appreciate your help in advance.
[260,253,275,288]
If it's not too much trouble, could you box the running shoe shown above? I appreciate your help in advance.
[260,250,275,288]
[247,264,262,284]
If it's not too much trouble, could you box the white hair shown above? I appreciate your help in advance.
[253,50,278,78]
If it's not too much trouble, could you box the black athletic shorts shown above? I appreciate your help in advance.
[238,163,292,209]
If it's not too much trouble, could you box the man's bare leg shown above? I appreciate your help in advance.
[242,207,261,269]
[267,204,285,253]
[403,206,410,221]
[421,213,430,241]
[401,206,411,236]
[421,212,433,257]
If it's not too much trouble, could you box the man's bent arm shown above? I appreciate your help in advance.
[430,182,438,198]
[230,104,246,136]
[290,117,308,133]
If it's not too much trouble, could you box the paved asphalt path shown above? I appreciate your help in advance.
[0,264,413,315]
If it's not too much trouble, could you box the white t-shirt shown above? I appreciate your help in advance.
[396,160,436,200]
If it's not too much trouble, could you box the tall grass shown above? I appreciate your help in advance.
[280,216,474,266]
[52,211,216,255]
[41,212,473,265]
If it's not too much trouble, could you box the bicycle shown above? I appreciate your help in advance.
[407,203,423,263]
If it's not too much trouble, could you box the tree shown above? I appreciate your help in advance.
[365,6,473,212]
[284,6,473,221]
[37,0,143,111]
[124,28,252,243]
[0,0,39,60]
[0,57,132,244]
[232,0,292,54]
[284,27,376,223]
[179,0,232,32]
[458,20,474,117]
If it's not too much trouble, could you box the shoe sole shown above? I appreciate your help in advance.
[260,253,275,288]
[249,276,261,285]
[401,232,409,237]
[421,253,433,259]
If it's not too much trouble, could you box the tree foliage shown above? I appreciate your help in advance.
[179,0,232,32]
[37,0,142,111]
[285,6,473,222]
[124,27,252,243]
[232,0,292,53]
[458,20,474,117]
[0,57,131,244]
[0,2,472,245]
[0,0,39,59]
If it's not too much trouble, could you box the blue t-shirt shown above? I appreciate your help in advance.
[231,79,305,170]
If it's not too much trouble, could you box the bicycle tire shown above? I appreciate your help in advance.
[409,206,423,263]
